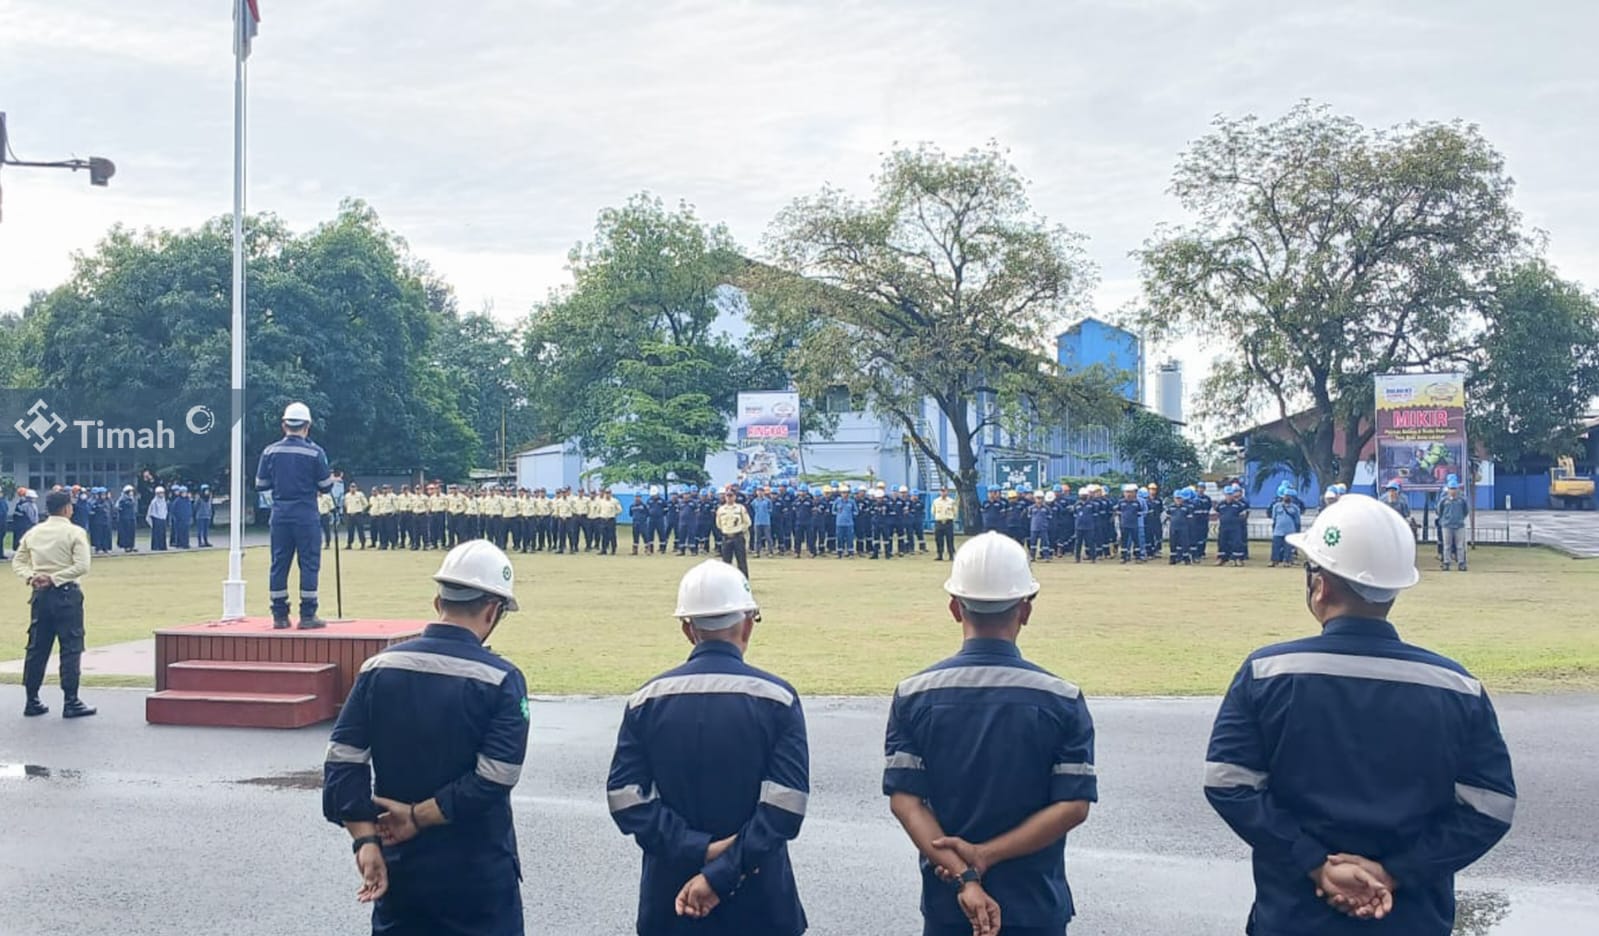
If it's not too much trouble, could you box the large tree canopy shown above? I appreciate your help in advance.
[757,143,1124,524]
[18,200,504,481]
[1138,103,1524,487]
[1467,261,1599,466]
[1114,409,1202,492]
[519,194,784,484]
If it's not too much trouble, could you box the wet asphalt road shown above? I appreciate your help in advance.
[2,691,1596,936]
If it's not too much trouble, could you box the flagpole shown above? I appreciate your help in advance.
[222,1,248,620]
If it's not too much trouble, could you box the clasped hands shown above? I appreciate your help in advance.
[928,836,1001,936]
[674,834,741,921]
[1312,854,1396,921]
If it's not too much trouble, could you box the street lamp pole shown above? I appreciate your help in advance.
[0,112,116,222]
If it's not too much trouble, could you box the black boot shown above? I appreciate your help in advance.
[24,696,49,717]
[298,615,328,630]
[62,698,97,719]
[272,611,292,630]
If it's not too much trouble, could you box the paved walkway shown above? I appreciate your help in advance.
[0,639,154,677]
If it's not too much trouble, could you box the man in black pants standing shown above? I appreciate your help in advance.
[13,490,96,718]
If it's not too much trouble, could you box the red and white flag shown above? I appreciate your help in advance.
[235,0,261,61]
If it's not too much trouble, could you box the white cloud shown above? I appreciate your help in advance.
[2,0,1595,424]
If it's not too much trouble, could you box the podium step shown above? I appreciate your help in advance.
[146,690,332,729]
[166,660,339,697]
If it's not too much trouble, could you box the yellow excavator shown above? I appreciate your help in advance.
[1550,456,1596,510]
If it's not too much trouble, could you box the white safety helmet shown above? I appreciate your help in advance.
[674,560,758,630]
[944,531,1040,614]
[898,485,909,493]
[123,485,134,493]
[432,540,520,611]
[1287,493,1419,601]
[282,401,313,425]
[1323,487,1339,503]
[1045,491,1056,503]
[1122,483,1138,493]
[649,485,661,496]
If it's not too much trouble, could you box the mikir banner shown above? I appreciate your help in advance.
[1373,372,1467,493]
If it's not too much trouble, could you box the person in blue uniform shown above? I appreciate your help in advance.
[980,489,1004,537]
[1191,486,1214,559]
[1144,484,1164,557]
[912,489,929,553]
[170,485,194,549]
[1214,484,1250,566]
[195,485,215,547]
[1205,494,1516,934]
[641,489,663,555]
[1028,492,1052,561]
[832,489,856,558]
[115,486,139,553]
[89,488,114,555]
[1114,484,1146,563]
[630,493,648,555]
[608,560,810,936]
[323,540,529,936]
[255,402,334,630]
[884,532,1096,936]
[794,487,816,558]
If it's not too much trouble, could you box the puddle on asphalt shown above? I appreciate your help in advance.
[235,769,323,790]
[0,763,83,780]
[1455,891,1512,935]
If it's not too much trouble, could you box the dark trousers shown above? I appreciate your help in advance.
[118,518,137,551]
[925,924,1064,936]
[347,514,369,548]
[720,532,749,578]
[24,585,85,701]
[934,520,954,558]
[321,514,334,548]
[196,517,212,546]
[269,518,322,618]
[150,517,168,550]
[565,518,580,552]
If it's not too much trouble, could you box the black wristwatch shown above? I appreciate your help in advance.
[352,834,383,854]
[956,868,981,887]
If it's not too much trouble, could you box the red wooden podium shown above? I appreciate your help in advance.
[146,617,427,728]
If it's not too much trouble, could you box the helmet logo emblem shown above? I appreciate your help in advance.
[1323,527,1341,547]
[502,565,513,581]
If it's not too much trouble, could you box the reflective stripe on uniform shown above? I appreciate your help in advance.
[1455,782,1516,825]
[361,650,510,685]
[299,591,317,600]
[607,783,658,813]
[1053,761,1096,776]
[759,780,809,816]
[896,665,1080,700]
[263,441,320,457]
[268,590,290,600]
[325,742,370,764]
[1250,652,1482,696]
[476,754,522,786]
[628,673,794,710]
[1204,760,1269,790]
[885,752,924,771]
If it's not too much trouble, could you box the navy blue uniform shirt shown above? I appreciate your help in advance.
[884,638,1097,931]
[255,434,333,521]
[324,624,530,931]
[1205,617,1515,936]
[608,641,809,936]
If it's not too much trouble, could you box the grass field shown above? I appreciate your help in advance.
[5,542,1596,696]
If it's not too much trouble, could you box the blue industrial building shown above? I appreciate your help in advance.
[517,295,1147,504]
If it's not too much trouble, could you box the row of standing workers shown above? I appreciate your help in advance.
[319,491,1516,936]
[2,483,215,558]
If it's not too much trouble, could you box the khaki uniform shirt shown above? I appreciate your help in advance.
[13,516,92,586]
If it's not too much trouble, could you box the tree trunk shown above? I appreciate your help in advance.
[1303,417,1339,501]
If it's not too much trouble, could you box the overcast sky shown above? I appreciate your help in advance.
[2,0,1595,413]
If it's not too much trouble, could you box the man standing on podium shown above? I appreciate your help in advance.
[256,401,335,630]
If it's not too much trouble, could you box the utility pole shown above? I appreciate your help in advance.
[0,112,116,222]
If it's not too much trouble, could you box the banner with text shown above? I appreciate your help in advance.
[1373,372,1467,492]
[992,457,1043,491]
[735,391,801,486]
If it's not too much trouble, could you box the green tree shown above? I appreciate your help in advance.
[1137,102,1523,489]
[586,343,726,486]
[758,143,1124,524]
[1114,410,1202,491]
[21,201,481,482]
[521,194,747,450]
[1468,261,1599,466]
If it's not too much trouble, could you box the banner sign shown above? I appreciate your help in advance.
[1373,372,1467,492]
[735,391,801,485]
[992,457,1043,490]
